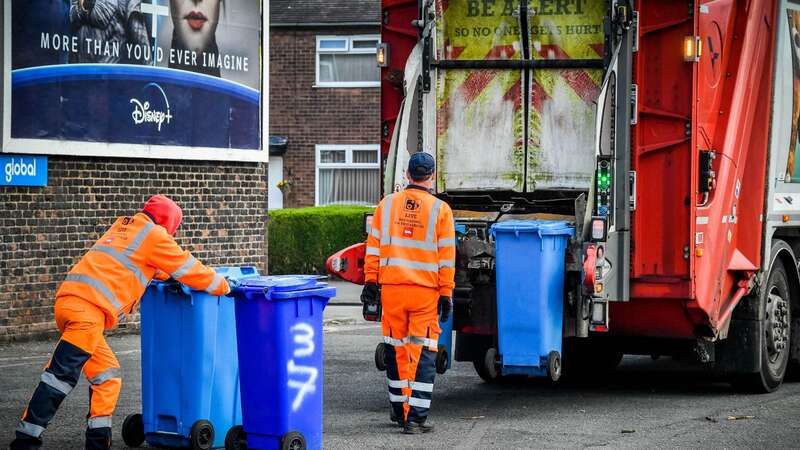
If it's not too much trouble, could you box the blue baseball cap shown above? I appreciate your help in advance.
[408,152,435,178]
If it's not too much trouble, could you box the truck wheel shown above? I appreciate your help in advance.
[121,413,145,447]
[473,347,501,383]
[224,425,247,450]
[189,420,214,450]
[375,343,387,371]
[436,345,448,374]
[737,262,792,393]
[547,351,562,382]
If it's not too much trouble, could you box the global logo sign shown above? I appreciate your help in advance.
[130,83,173,132]
[1,155,48,187]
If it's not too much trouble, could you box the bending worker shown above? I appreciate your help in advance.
[10,195,232,450]
[361,152,456,434]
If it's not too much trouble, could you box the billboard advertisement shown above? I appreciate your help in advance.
[3,1,266,161]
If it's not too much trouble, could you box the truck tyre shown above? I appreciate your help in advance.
[473,347,501,383]
[737,262,792,393]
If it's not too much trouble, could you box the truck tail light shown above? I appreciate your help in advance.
[684,36,701,62]
[377,43,389,67]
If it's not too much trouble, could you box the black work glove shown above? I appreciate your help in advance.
[438,296,452,322]
[361,282,381,321]
[225,277,242,296]
[361,282,379,304]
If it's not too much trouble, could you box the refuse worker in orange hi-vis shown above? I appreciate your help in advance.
[10,195,234,450]
[361,151,456,435]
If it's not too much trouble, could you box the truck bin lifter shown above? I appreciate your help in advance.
[10,195,234,450]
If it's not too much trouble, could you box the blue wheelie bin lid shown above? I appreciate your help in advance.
[491,220,574,237]
[237,275,336,301]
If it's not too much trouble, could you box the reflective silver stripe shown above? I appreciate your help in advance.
[64,274,122,309]
[370,227,380,239]
[40,372,73,395]
[438,238,456,248]
[387,378,409,389]
[89,368,121,385]
[380,194,394,246]
[207,273,224,292]
[388,236,437,251]
[439,259,456,269]
[425,199,443,243]
[408,336,438,348]
[123,222,154,256]
[16,421,45,438]
[365,246,380,256]
[383,336,406,347]
[87,416,112,429]
[379,258,438,273]
[90,245,148,288]
[410,381,434,392]
[408,397,431,408]
[389,393,408,403]
[170,255,197,280]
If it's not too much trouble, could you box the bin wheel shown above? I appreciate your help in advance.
[281,431,306,450]
[375,343,387,371]
[121,413,145,448]
[474,347,501,383]
[547,351,562,382]
[224,425,247,450]
[436,345,448,374]
[189,420,215,450]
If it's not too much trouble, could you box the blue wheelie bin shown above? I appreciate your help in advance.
[491,221,574,380]
[229,276,336,450]
[122,266,259,450]
[436,314,454,374]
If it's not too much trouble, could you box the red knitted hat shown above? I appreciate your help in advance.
[142,195,183,236]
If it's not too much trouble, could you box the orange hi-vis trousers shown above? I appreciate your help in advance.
[381,284,440,424]
[16,296,122,440]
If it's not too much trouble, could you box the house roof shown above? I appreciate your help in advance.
[270,0,381,26]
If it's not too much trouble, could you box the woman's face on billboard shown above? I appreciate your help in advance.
[170,0,220,52]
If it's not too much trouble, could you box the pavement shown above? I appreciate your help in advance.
[2,281,800,449]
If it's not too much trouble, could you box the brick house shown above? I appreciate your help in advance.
[269,0,382,209]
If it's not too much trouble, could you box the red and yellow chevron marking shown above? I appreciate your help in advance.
[433,0,605,191]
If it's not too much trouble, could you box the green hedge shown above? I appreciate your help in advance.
[268,205,374,274]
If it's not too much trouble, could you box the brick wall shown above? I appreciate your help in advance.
[0,156,267,342]
[270,26,381,207]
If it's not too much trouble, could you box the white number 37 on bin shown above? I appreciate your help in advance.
[287,323,318,412]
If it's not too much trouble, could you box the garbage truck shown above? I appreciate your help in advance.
[327,0,800,393]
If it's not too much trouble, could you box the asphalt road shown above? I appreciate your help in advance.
[1,282,799,449]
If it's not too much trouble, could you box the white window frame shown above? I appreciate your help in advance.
[315,35,381,88]
[315,144,381,206]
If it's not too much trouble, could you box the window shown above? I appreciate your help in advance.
[316,145,381,206]
[316,35,381,87]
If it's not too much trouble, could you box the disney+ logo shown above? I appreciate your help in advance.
[130,83,173,132]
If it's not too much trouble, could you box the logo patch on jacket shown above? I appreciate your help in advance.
[103,237,114,244]
[405,199,421,211]
[403,227,414,237]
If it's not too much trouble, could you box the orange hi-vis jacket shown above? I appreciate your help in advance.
[56,212,229,329]
[365,186,456,297]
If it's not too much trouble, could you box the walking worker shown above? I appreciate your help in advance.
[10,195,232,450]
[361,151,456,434]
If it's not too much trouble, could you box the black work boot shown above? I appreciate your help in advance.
[85,427,112,450]
[402,421,434,434]
[390,410,403,427]
[9,433,42,450]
